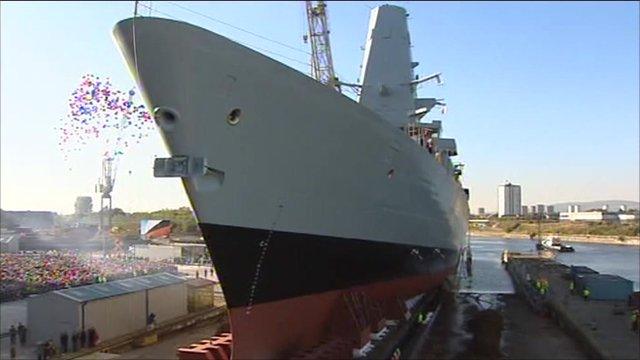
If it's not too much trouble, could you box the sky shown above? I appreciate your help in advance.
[1,1,638,215]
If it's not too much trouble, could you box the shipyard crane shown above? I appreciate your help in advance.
[96,156,116,256]
[304,1,341,92]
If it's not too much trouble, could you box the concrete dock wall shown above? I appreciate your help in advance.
[504,254,638,360]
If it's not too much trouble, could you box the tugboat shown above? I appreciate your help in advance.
[531,213,573,252]
[541,236,575,252]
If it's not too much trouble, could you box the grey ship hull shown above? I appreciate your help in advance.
[114,16,468,358]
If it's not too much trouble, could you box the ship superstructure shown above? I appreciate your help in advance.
[114,4,468,358]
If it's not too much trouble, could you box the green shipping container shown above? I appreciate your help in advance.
[575,274,633,301]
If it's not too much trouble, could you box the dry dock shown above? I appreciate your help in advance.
[39,252,638,360]
[504,252,639,360]
[402,292,587,359]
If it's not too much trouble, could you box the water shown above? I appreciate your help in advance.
[461,236,640,293]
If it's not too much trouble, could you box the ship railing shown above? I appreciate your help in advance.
[403,123,436,154]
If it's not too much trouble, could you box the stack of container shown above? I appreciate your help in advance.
[570,265,599,280]
[574,273,634,300]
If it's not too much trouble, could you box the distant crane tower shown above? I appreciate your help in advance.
[304,1,340,92]
[96,156,116,255]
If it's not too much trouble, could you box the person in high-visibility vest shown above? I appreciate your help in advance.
[569,281,575,294]
[391,348,401,360]
[582,288,590,301]
[417,312,427,325]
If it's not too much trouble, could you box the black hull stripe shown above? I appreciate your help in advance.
[200,223,460,308]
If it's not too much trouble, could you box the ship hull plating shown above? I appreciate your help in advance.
[201,223,458,308]
[113,16,469,358]
[225,272,452,359]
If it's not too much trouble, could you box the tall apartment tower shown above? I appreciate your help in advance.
[498,182,522,217]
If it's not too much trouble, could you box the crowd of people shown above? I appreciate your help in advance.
[8,323,101,360]
[0,251,178,302]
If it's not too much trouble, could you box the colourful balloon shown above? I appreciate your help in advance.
[58,73,154,162]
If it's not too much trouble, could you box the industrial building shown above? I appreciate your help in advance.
[477,207,485,216]
[521,206,528,216]
[27,272,187,345]
[1,211,55,230]
[0,230,19,253]
[133,244,182,261]
[74,196,93,216]
[561,204,638,222]
[618,214,638,221]
[133,243,209,261]
[560,210,637,222]
[498,182,521,217]
[545,205,555,214]
[560,207,620,222]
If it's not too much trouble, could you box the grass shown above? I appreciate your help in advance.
[56,207,200,237]
[471,219,640,237]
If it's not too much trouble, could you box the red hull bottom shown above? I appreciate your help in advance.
[146,224,173,239]
[227,270,451,359]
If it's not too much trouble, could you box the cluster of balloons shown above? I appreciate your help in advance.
[57,74,154,164]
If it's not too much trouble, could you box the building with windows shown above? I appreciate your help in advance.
[498,182,521,217]
[521,206,528,216]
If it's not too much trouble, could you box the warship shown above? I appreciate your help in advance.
[114,4,469,358]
